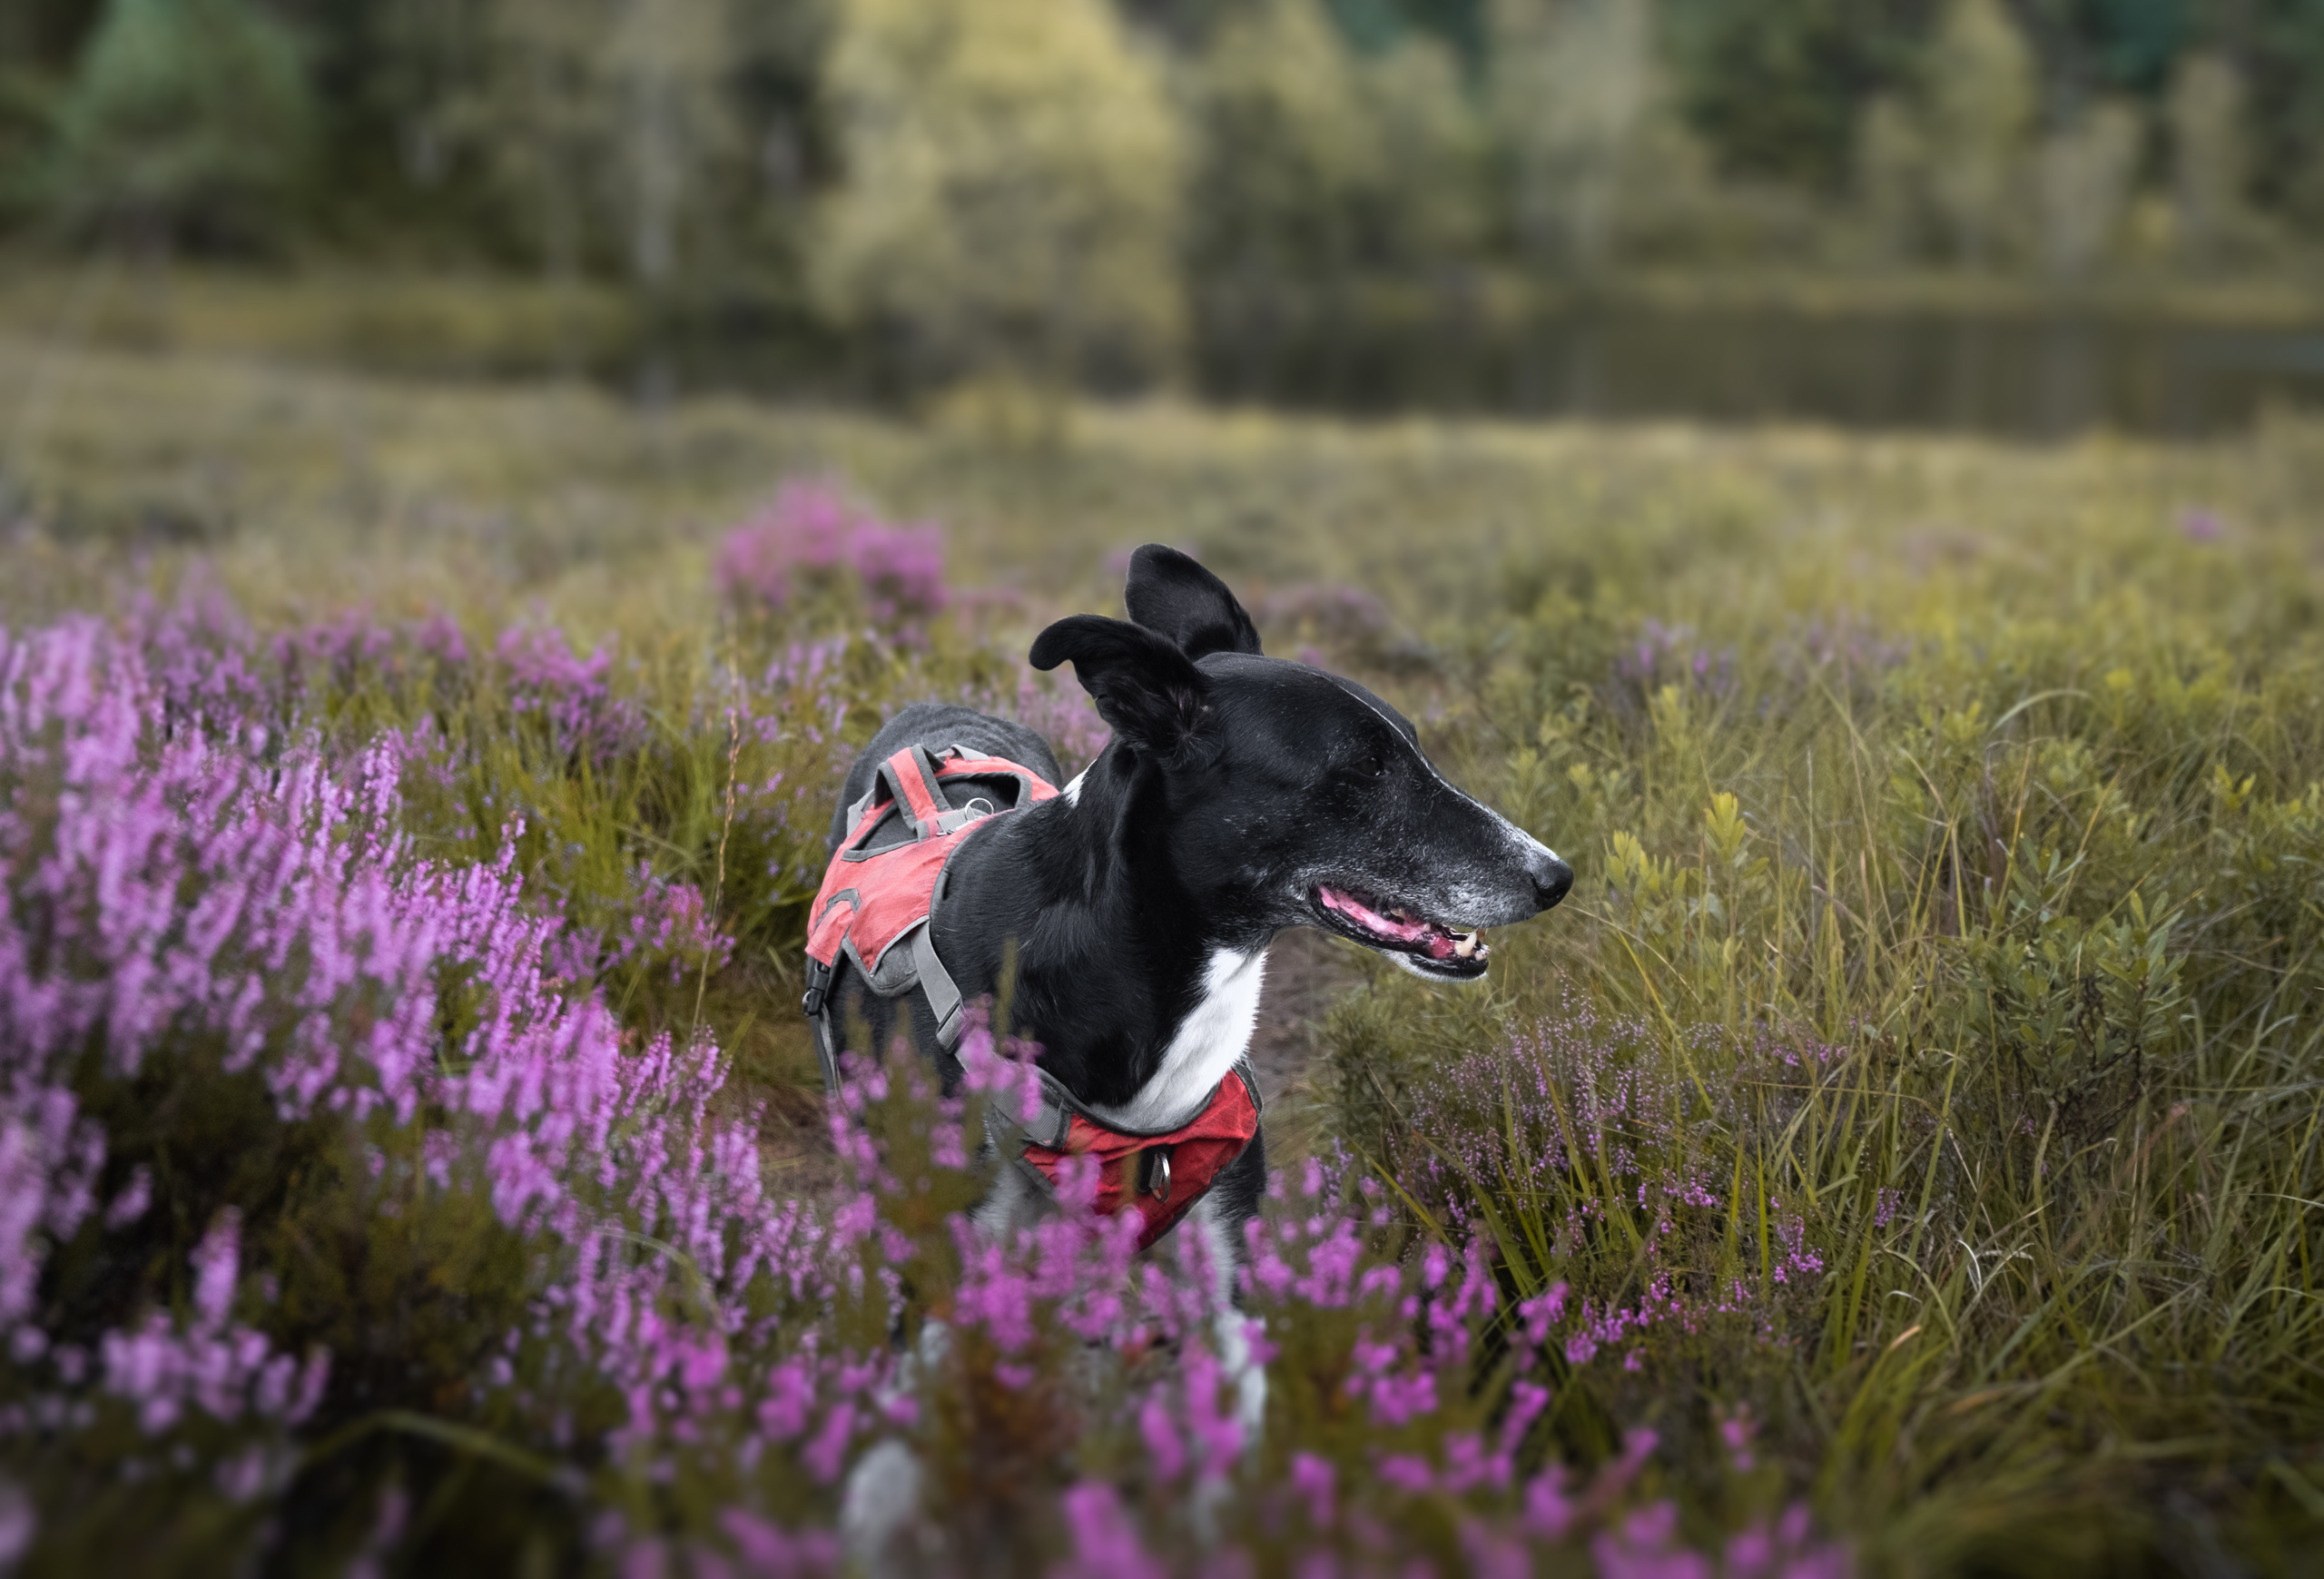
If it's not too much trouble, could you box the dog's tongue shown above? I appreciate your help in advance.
[1317,884,1486,962]
[1318,884,1428,942]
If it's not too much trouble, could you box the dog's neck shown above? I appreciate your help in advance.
[946,742,1269,1124]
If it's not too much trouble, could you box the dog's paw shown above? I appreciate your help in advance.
[1216,1308,1269,1447]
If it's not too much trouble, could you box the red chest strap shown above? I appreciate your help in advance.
[1015,1064,1261,1250]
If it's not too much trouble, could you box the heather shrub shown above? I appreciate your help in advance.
[2,618,600,1567]
[715,478,949,633]
[1397,1007,1832,1377]
[0,601,1852,1575]
[1,615,914,1571]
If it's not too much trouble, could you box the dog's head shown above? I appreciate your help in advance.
[1030,546,1571,980]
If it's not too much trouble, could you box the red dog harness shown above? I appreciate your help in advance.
[803,744,1260,1247]
[1013,1064,1259,1249]
[803,742,1058,1054]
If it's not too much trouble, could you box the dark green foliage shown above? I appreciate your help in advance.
[48,0,314,252]
[1678,0,1918,190]
[0,0,104,73]
[2085,0,2187,90]
[2246,0,2324,218]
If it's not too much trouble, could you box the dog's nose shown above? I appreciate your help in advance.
[1529,849,1573,913]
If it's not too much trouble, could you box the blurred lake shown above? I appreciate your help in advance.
[1184,303,2324,438]
[655,301,2324,439]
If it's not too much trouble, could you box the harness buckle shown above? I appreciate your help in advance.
[1140,1145,1173,1204]
[801,957,834,1020]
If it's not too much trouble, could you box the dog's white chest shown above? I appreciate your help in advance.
[1089,945,1266,1131]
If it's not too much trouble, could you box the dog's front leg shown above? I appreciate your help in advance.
[838,1437,925,1577]
[839,1317,951,1575]
[1187,1189,1267,1450]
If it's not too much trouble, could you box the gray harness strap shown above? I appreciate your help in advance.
[910,923,966,1049]
[808,903,976,1097]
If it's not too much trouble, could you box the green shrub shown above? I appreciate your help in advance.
[49,0,313,252]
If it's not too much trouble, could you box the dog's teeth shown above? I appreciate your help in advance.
[1452,932,1477,958]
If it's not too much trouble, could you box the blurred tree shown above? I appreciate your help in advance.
[606,0,735,293]
[713,0,830,303]
[2246,0,2324,230]
[441,0,608,277]
[4,0,105,74]
[371,0,473,193]
[0,7,64,232]
[1129,0,1484,61]
[1489,0,1663,271]
[1355,33,1491,268]
[1680,0,1906,192]
[1854,93,1927,256]
[1117,0,1243,47]
[1327,0,1409,48]
[1186,0,1378,281]
[1920,0,2036,264]
[49,0,314,254]
[814,0,1185,389]
[382,0,821,285]
[2035,97,2142,278]
[263,0,521,256]
[727,0,832,222]
[1392,0,1488,67]
[2167,51,2246,266]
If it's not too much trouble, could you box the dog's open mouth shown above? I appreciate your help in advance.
[1313,883,1490,979]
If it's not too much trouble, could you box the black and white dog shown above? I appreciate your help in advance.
[823,544,1570,1250]
[826,547,1569,1559]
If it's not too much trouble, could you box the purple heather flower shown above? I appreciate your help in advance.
[1054,1483,1165,1579]
[714,479,949,630]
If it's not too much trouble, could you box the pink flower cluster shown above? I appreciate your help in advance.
[122,570,269,730]
[118,572,658,771]
[87,1214,329,1440]
[1610,618,1738,715]
[592,862,736,984]
[496,625,647,764]
[714,479,948,628]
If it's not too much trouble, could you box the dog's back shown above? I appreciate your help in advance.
[827,701,1067,854]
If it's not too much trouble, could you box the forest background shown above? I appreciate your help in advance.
[5,0,2324,398]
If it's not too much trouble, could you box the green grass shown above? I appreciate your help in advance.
[6,331,2323,1572]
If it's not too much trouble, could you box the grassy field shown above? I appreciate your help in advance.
[5,332,2323,1574]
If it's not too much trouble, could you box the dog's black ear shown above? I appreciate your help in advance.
[1123,545,1262,660]
[1029,614,1213,758]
